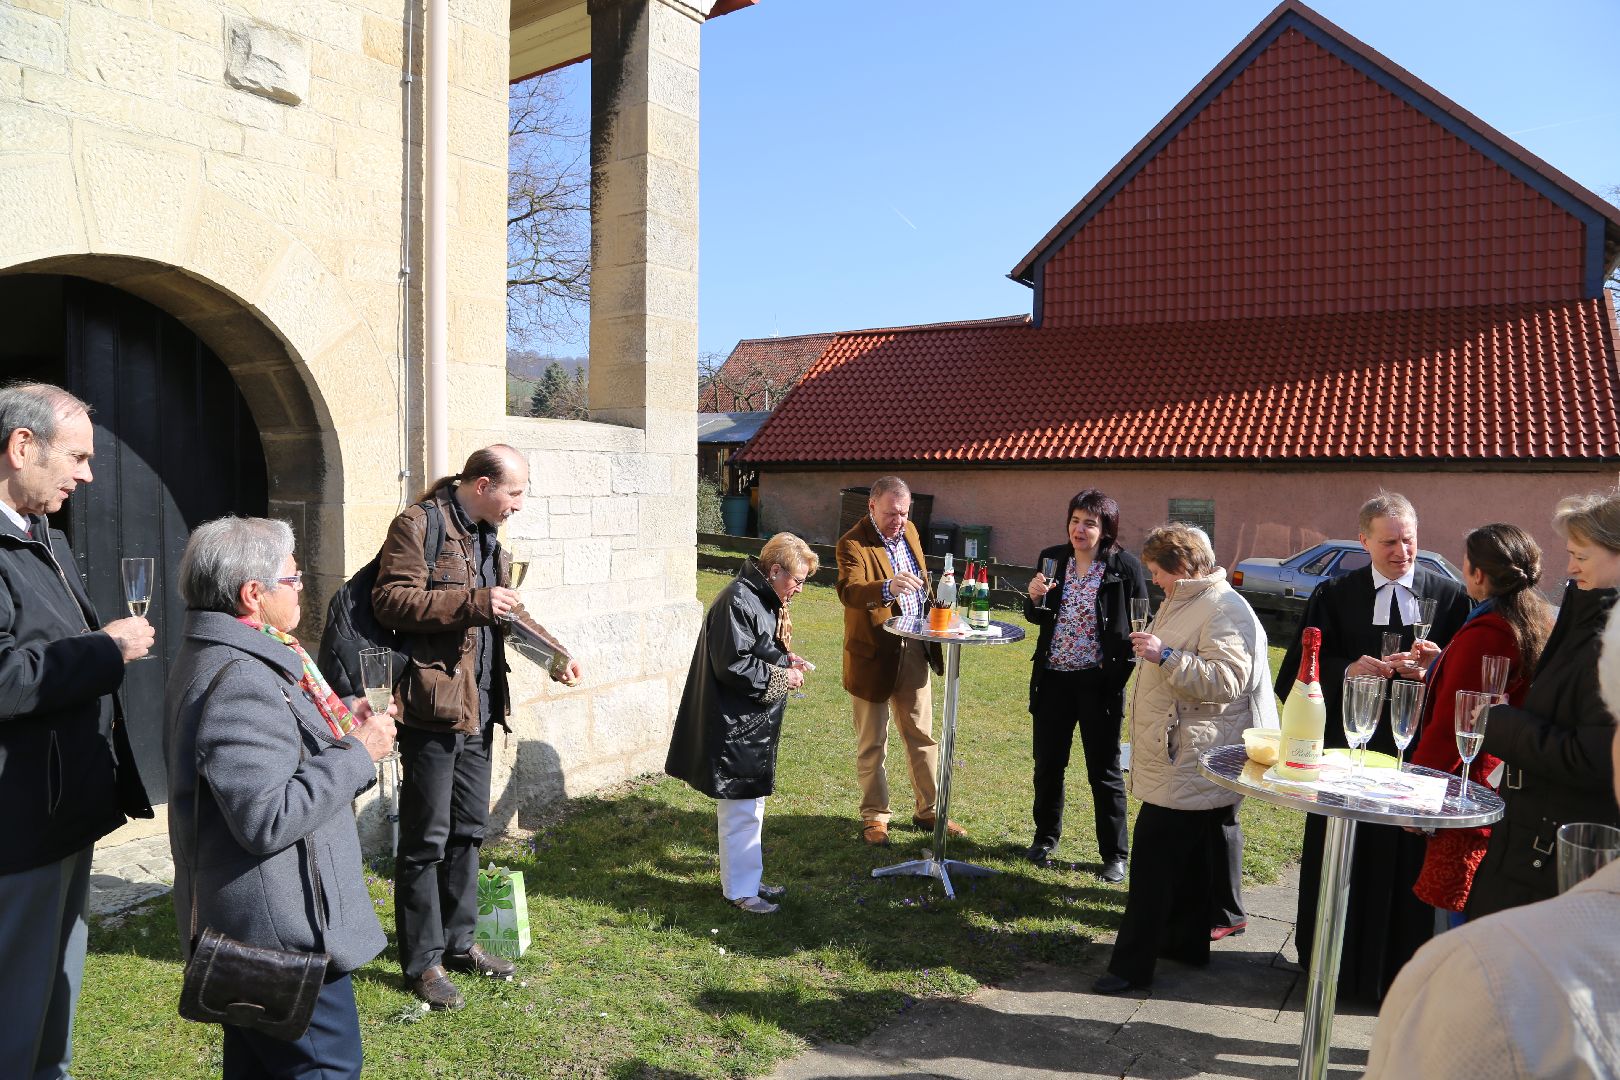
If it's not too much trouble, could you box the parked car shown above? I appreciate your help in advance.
[1233,540,1463,625]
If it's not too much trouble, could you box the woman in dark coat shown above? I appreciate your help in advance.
[1023,489,1148,881]
[666,532,814,914]
[166,517,398,1078]
[1466,494,1620,919]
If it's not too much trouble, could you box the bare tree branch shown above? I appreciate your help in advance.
[508,74,590,344]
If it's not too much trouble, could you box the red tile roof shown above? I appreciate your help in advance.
[1012,2,1620,323]
[697,317,1028,412]
[735,297,1620,465]
[698,333,836,412]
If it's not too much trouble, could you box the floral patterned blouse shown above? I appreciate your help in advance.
[1047,557,1103,670]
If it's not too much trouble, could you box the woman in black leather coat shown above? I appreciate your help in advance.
[666,532,815,914]
[1467,493,1620,918]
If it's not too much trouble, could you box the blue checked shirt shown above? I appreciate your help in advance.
[876,520,925,620]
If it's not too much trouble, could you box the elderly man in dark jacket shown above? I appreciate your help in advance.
[667,533,814,914]
[374,444,581,1009]
[0,382,154,1079]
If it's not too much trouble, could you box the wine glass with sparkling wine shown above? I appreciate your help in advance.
[1128,598,1151,663]
[359,648,393,719]
[501,560,530,624]
[1453,690,1494,810]
[1388,678,1425,773]
[121,557,155,660]
[1412,596,1438,648]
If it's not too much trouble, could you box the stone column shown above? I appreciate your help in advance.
[586,0,702,457]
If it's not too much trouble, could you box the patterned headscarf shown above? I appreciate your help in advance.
[238,617,356,738]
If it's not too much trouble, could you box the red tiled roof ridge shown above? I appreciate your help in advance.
[1009,0,1620,285]
[825,313,1032,339]
[726,330,838,349]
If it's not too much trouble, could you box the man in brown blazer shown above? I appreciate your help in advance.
[836,476,960,845]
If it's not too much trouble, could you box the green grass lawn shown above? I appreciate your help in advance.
[77,571,1301,1079]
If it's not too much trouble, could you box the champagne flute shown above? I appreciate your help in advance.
[1380,631,1403,668]
[1387,678,1426,773]
[1038,557,1059,610]
[359,647,393,719]
[1481,655,1511,698]
[1342,675,1385,781]
[1128,598,1151,663]
[1453,690,1494,810]
[120,557,156,660]
[1412,596,1438,647]
[501,559,530,624]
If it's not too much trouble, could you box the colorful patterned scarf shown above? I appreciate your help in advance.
[238,617,356,738]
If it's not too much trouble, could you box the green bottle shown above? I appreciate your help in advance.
[971,567,991,630]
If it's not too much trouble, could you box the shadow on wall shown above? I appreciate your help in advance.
[490,738,567,835]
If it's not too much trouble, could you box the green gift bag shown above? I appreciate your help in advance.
[475,864,531,961]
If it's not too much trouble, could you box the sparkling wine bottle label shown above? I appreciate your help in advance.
[1283,737,1324,772]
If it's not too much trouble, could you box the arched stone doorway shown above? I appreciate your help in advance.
[0,261,340,802]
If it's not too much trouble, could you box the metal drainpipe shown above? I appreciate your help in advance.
[424,0,449,481]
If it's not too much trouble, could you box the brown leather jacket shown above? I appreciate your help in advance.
[835,516,943,702]
[372,487,568,734]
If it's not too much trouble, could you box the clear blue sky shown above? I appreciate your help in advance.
[537,0,1618,359]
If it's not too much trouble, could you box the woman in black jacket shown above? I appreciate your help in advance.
[666,532,814,914]
[1023,489,1148,880]
[1467,493,1620,919]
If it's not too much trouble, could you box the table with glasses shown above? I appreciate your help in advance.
[1198,744,1504,1080]
[874,615,1026,899]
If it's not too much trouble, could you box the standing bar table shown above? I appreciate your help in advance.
[872,615,1026,899]
[1198,744,1503,1080]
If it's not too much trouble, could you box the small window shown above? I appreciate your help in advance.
[1168,498,1216,548]
[1300,550,1337,576]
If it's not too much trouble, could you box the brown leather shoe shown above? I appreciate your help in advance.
[912,814,967,838]
[861,820,890,846]
[410,965,465,1010]
[445,943,516,978]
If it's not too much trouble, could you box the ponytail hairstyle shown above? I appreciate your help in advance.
[1465,523,1552,674]
[416,445,517,503]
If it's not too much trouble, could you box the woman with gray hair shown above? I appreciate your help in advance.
[165,516,396,1078]
[1094,523,1275,993]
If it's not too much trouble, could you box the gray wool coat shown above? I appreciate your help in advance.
[165,611,386,974]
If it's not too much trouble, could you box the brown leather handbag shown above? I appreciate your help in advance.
[178,662,331,1041]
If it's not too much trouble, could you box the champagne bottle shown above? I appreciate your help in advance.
[959,561,976,618]
[1275,626,1327,780]
[930,554,957,631]
[971,567,991,630]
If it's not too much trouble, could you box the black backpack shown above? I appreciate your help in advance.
[317,500,445,700]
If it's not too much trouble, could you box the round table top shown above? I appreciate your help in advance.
[883,615,1027,646]
[1198,744,1505,829]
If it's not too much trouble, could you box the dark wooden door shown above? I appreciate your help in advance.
[60,277,269,799]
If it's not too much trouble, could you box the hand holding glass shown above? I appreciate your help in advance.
[1556,822,1620,893]
[1038,557,1059,609]
[1128,598,1151,663]
[120,557,155,660]
[1453,690,1494,809]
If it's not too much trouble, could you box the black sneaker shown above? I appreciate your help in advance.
[445,943,516,978]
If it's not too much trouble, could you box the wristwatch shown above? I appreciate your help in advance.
[1159,646,1176,665]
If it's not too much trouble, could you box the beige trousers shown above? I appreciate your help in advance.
[851,639,937,823]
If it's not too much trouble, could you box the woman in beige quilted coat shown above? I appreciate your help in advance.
[1093,523,1276,994]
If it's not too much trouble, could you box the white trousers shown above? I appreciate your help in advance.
[717,797,767,900]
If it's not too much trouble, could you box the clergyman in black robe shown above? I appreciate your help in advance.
[1275,500,1471,1004]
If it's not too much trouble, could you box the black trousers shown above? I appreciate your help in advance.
[395,723,493,979]
[1106,801,1238,986]
[1213,813,1246,929]
[1031,667,1128,862]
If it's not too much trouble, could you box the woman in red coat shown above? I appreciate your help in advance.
[1399,524,1551,917]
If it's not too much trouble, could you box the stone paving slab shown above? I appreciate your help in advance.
[769,864,1379,1080]
[88,832,175,917]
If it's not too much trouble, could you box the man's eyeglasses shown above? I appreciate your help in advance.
[263,573,303,591]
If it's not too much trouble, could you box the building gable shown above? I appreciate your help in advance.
[1015,3,1620,326]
